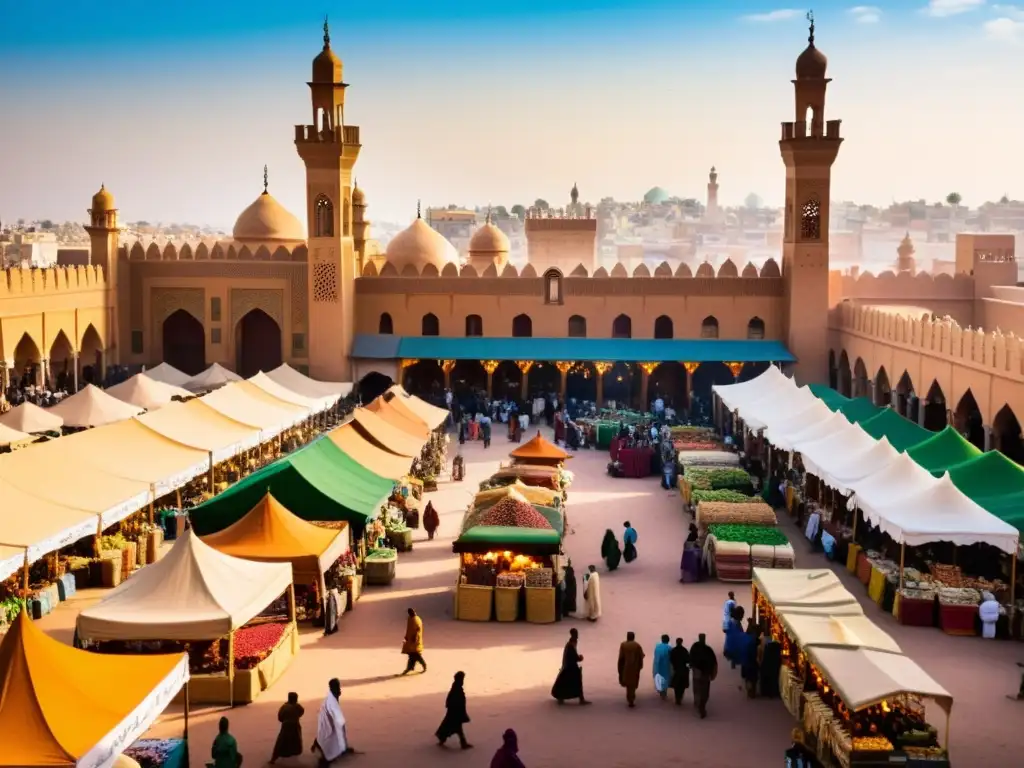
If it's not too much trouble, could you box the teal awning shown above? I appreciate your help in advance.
[352,334,795,363]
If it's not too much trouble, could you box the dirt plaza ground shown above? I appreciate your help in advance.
[39,427,1024,767]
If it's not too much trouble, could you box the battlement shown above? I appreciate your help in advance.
[121,238,308,263]
[780,119,842,141]
[0,265,106,297]
[525,217,598,233]
[294,124,361,145]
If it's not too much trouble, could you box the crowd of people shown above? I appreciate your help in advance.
[1,362,134,412]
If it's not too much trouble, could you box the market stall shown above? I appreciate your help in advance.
[387,385,450,430]
[145,362,193,388]
[351,407,428,457]
[184,362,243,393]
[905,427,982,476]
[0,610,189,768]
[49,383,145,429]
[510,431,569,467]
[0,422,37,450]
[198,381,310,439]
[364,390,432,441]
[76,530,296,706]
[752,568,865,619]
[248,371,337,414]
[682,467,756,506]
[105,373,192,411]
[267,363,353,400]
[483,463,572,493]
[0,400,64,433]
[328,422,415,481]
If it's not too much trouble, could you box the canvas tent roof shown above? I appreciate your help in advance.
[388,385,449,429]
[0,422,36,447]
[0,611,188,768]
[189,438,394,536]
[762,395,837,451]
[77,530,292,641]
[861,472,1019,554]
[327,422,414,480]
[143,362,192,388]
[48,384,144,428]
[742,383,820,432]
[807,646,952,714]
[198,381,309,436]
[473,482,562,511]
[185,362,242,393]
[248,371,335,413]
[0,401,63,433]
[510,431,569,462]
[752,568,865,616]
[835,397,883,424]
[907,426,982,475]
[713,365,793,411]
[780,613,902,654]
[266,363,352,399]
[969,489,1024,534]
[947,449,1024,500]
[453,524,562,555]
[807,383,849,410]
[137,399,262,463]
[364,392,431,440]
[858,408,931,452]
[104,373,191,411]
[201,493,349,585]
[772,409,854,449]
[351,407,427,457]
[801,432,900,495]
[846,452,938,524]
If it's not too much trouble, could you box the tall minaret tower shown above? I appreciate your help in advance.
[780,11,842,384]
[85,184,121,364]
[706,166,719,219]
[295,18,361,381]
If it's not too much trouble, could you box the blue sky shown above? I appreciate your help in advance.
[1,1,1022,227]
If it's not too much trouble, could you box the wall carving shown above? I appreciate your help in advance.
[313,262,340,303]
[231,288,284,329]
[151,287,205,325]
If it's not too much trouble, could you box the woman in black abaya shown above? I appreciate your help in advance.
[436,672,473,749]
[561,560,577,617]
[551,628,589,705]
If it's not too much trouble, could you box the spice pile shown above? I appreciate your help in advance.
[478,497,553,530]
[233,622,287,669]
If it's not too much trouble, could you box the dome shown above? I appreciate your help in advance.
[91,184,115,212]
[232,191,305,244]
[312,19,342,83]
[643,186,671,205]
[469,221,510,255]
[796,43,827,79]
[352,184,365,205]
[385,217,458,271]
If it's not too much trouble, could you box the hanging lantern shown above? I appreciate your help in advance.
[725,361,744,378]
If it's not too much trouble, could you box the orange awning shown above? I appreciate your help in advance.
[351,408,426,457]
[200,492,349,584]
[328,423,414,480]
[0,611,187,767]
[387,385,449,429]
[509,431,569,464]
[364,391,431,440]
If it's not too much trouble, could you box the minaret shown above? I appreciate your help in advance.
[85,184,121,365]
[706,166,719,219]
[780,11,842,384]
[295,18,361,380]
[896,232,916,274]
[351,180,370,270]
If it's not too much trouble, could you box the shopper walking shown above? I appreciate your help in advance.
[652,634,672,699]
[689,634,718,719]
[617,631,645,708]
[622,521,638,563]
[211,717,242,768]
[669,638,690,705]
[269,692,303,763]
[551,628,590,705]
[401,607,427,674]
[490,729,526,768]
[581,565,602,621]
[435,672,473,749]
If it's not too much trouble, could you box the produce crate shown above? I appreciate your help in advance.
[136,537,149,567]
[846,543,861,574]
[525,586,556,624]
[856,551,872,585]
[387,529,413,552]
[455,584,493,621]
[121,542,137,577]
[939,603,977,636]
[868,567,886,605]
[147,528,164,564]
[364,554,397,586]
[494,586,521,622]
[897,595,936,627]
[57,573,76,601]
[100,556,122,588]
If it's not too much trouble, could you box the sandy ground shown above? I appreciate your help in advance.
[38,428,1024,767]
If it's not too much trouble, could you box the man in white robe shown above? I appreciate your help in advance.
[582,565,602,622]
[315,679,349,765]
[979,591,1000,639]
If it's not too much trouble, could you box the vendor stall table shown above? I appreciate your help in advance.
[938,603,977,636]
[618,446,653,478]
[896,594,936,627]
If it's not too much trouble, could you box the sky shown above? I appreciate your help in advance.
[1,0,1023,228]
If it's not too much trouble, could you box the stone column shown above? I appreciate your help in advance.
[0,361,8,393]
[556,361,571,403]
[483,360,499,399]
[638,362,658,413]
[594,362,612,410]
[918,399,928,427]
[38,358,48,388]
[869,379,877,406]
[683,362,700,415]
[984,425,993,452]
[72,353,79,392]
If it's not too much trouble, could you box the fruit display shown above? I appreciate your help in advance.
[707,523,789,546]
[684,467,753,492]
[853,735,895,752]
[690,489,752,504]
[496,572,525,587]
[232,622,287,669]
[525,567,553,588]
[478,497,553,530]
[696,501,777,529]
[677,451,740,468]
[365,548,398,562]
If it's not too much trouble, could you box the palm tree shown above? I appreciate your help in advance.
[945,192,962,207]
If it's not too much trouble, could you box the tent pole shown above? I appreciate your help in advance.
[22,551,29,595]
[851,506,858,545]
[287,582,297,625]
[1011,552,1017,605]
[176,488,182,511]
[148,501,155,525]
[183,678,190,740]
[227,631,235,709]
[898,542,906,592]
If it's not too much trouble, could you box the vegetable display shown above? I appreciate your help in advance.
[477,497,553,530]
[707,523,789,546]
[684,467,754,493]
[691,489,753,504]
[366,548,398,562]
[232,622,287,669]
[696,500,777,528]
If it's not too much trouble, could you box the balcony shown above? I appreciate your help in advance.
[294,124,361,145]
[780,119,842,141]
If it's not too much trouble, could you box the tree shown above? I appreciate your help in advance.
[39,219,55,230]
[946,192,962,207]
[494,205,508,218]
[534,198,549,211]
[510,204,525,218]
[744,193,762,210]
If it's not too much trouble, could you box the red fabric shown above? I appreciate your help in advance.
[856,552,872,585]
[618,447,653,478]
[939,603,977,636]
[897,595,935,627]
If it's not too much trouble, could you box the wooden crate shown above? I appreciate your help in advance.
[455,585,493,621]
[525,586,556,624]
[494,586,521,622]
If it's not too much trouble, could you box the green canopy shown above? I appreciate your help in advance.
[452,525,562,555]
[906,426,982,475]
[858,408,931,452]
[948,450,1024,500]
[190,438,394,536]
[970,490,1024,535]
[808,384,849,410]
[836,397,883,424]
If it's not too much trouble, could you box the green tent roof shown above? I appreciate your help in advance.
[836,397,883,424]
[808,384,850,410]
[948,450,1024,500]
[453,525,562,555]
[190,438,394,536]
[906,426,982,475]
[858,408,932,452]
[970,490,1024,534]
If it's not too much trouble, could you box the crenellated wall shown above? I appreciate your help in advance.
[121,239,308,263]
[828,268,976,326]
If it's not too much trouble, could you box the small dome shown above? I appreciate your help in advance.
[352,184,365,205]
[796,43,827,79]
[385,217,458,271]
[312,20,342,83]
[91,184,115,212]
[643,186,671,205]
[233,192,305,244]
[469,221,510,254]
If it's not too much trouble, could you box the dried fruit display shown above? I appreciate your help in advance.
[525,568,553,588]
[478,497,553,530]
[232,622,287,669]
[497,572,525,587]
[937,587,980,606]
[853,736,894,752]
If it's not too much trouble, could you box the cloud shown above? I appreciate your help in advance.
[922,0,986,17]
[849,5,882,22]
[984,16,1024,38]
[741,9,802,22]
[991,3,1024,18]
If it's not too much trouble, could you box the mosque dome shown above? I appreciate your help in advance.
[91,184,115,212]
[312,19,342,83]
[469,220,510,255]
[233,191,305,244]
[796,44,827,79]
[352,184,365,205]
[643,186,671,205]
[385,215,458,271]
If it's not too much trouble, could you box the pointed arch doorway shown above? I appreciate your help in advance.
[236,309,282,378]
[162,310,206,376]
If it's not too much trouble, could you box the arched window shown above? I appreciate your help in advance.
[654,315,673,339]
[421,313,439,336]
[512,314,532,338]
[747,317,765,339]
[314,194,334,238]
[465,314,483,337]
[612,314,632,339]
[378,312,393,335]
[800,197,821,240]
[701,316,719,339]
[544,268,563,305]
[568,315,587,338]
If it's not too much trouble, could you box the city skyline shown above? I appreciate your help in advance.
[2,1,1023,227]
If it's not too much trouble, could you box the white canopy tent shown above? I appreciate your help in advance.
[48,384,145,428]
[802,434,900,495]
[105,373,192,411]
[713,365,795,412]
[0,401,63,433]
[0,422,36,447]
[248,371,335,413]
[771,409,856,451]
[143,362,192,388]
[741,383,819,432]
[185,363,243,393]
[762,396,838,450]
[845,452,939,527]
[266,363,352,399]
[861,472,1019,554]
